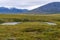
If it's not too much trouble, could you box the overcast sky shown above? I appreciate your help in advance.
[0,0,60,10]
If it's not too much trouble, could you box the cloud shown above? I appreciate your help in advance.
[0,0,60,10]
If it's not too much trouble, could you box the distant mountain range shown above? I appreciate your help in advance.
[0,7,28,14]
[30,2,60,14]
[0,2,60,14]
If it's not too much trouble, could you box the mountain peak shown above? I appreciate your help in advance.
[30,2,60,14]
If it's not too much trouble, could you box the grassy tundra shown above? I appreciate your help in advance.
[0,14,60,40]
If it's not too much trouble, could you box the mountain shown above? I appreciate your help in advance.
[30,2,60,14]
[0,7,28,14]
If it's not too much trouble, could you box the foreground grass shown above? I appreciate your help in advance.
[0,14,60,40]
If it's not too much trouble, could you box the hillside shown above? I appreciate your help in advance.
[30,2,60,14]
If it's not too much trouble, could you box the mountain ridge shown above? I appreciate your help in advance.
[0,2,60,14]
[29,2,60,14]
[0,7,29,14]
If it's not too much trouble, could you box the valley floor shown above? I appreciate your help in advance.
[0,14,60,40]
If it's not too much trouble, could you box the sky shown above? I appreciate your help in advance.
[0,0,60,10]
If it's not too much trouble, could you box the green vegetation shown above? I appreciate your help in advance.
[0,14,60,40]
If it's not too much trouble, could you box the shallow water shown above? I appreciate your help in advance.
[45,22,57,25]
[1,22,21,25]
